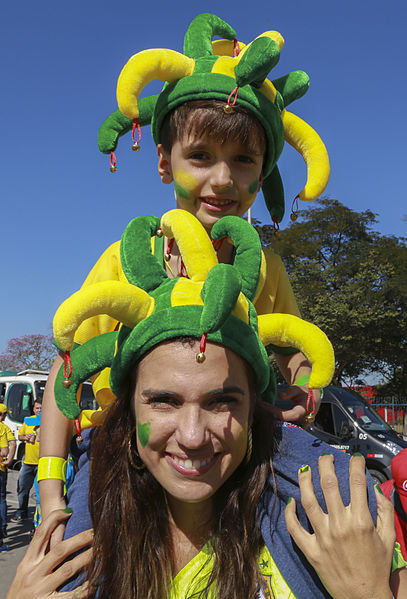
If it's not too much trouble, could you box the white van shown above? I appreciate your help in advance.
[0,369,96,464]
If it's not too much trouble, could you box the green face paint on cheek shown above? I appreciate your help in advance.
[137,420,151,448]
[174,181,193,201]
[248,178,259,194]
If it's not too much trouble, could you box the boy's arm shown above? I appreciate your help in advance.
[39,351,74,520]
[3,439,16,467]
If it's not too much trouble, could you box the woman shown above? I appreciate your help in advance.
[8,211,397,598]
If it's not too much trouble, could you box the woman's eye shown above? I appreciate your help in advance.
[210,396,238,409]
[147,396,178,407]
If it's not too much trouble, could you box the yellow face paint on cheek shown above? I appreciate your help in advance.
[173,169,199,202]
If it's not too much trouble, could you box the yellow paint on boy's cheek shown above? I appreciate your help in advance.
[173,169,199,202]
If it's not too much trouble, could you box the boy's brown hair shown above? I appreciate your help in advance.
[160,99,267,160]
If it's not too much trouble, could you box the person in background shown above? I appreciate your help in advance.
[10,399,41,522]
[381,448,407,593]
[0,403,16,549]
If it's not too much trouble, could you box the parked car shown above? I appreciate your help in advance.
[0,369,96,466]
[276,385,407,485]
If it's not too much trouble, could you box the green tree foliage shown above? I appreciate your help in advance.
[0,334,56,372]
[254,199,407,393]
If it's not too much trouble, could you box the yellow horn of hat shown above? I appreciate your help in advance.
[282,109,330,201]
[117,49,195,119]
[54,281,154,351]
[258,313,335,389]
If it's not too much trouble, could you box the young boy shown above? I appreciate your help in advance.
[40,13,330,536]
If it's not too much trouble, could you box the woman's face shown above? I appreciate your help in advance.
[133,340,251,507]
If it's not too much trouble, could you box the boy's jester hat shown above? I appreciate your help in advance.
[53,210,334,425]
[98,13,330,222]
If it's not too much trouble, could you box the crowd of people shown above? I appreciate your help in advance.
[3,12,407,599]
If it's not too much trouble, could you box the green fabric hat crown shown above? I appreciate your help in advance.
[53,210,335,422]
[98,13,330,222]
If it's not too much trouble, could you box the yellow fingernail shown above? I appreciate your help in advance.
[299,464,310,473]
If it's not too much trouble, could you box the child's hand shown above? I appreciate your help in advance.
[269,385,321,428]
[285,454,395,599]
[6,509,93,598]
[41,495,69,549]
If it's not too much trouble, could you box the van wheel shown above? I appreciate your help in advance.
[368,469,387,485]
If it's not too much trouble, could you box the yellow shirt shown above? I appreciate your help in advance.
[0,424,8,473]
[19,422,40,465]
[169,543,295,598]
[73,239,301,351]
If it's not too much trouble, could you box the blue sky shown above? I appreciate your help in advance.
[1,0,406,354]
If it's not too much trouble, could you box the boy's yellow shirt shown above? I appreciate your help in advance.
[73,239,301,351]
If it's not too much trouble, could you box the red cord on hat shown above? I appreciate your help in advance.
[233,38,241,57]
[74,418,83,444]
[227,86,239,107]
[110,151,117,173]
[290,195,300,222]
[272,216,280,235]
[306,389,316,417]
[132,118,141,151]
[62,351,72,388]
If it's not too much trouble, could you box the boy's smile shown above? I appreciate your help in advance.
[158,136,264,232]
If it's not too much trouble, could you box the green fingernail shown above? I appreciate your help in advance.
[375,484,384,495]
[353,452,363,457]
[321,452,332,456]
[286,497,293,504]
[63,507,73,514]
[299,464,310,473]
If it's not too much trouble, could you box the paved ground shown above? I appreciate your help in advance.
[0,468,36,598]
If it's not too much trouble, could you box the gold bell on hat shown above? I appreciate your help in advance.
[224,104,233,114]
[156,228,163,238]
[306,412,315,423]
[63,378,72,389]
[196,352,206,363]
[110,165,117,173]
[132,142,140,152]
[290,212,298,222]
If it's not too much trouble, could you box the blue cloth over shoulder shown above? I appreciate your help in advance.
[61,422,377,597]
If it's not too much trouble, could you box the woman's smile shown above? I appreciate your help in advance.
[166,452,221,476]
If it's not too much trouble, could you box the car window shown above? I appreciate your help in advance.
[6,383,33,423]
[314,403,335,435]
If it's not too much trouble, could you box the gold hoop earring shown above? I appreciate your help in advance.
[127,426,146,470]
[244,427,253,465]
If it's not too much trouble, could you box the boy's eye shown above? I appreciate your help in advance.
[189,151,209,161]
[236,155,254,164]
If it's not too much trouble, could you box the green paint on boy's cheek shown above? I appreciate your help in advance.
[174,181,193,201]
[137,420,151,448]
[248,178,260,194]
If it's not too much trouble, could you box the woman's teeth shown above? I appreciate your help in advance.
[172,456,212,469]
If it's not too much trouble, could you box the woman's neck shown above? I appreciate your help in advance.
[167,495,215,574]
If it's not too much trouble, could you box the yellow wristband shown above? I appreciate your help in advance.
[37,456,67,483]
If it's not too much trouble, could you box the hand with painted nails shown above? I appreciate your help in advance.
[285,454,395,599]
[6,509,93,599]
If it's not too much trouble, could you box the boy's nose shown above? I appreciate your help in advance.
[210,161,233,189]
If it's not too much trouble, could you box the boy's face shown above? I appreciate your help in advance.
[157,134,264,232]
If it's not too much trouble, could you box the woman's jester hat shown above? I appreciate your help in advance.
[98,13,330,222]
[53,210,334,424]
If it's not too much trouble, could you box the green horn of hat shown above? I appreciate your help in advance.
[55,332,118,420]
[120,215,167,292]
[183,13,236,58]
[211,216,262,301]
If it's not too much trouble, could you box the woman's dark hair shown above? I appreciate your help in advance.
[86,342,277,598]
[160,99,267,159]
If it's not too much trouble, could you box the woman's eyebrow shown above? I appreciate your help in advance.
[207,386,245,397]
[140,390,179,400]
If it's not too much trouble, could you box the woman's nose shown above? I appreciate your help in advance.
[210,161,233,189]
[175,408,210,449]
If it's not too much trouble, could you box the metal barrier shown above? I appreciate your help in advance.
[370,397,407,436]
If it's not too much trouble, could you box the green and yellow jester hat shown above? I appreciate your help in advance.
[98,13,330,223]
[53,209,334,429]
